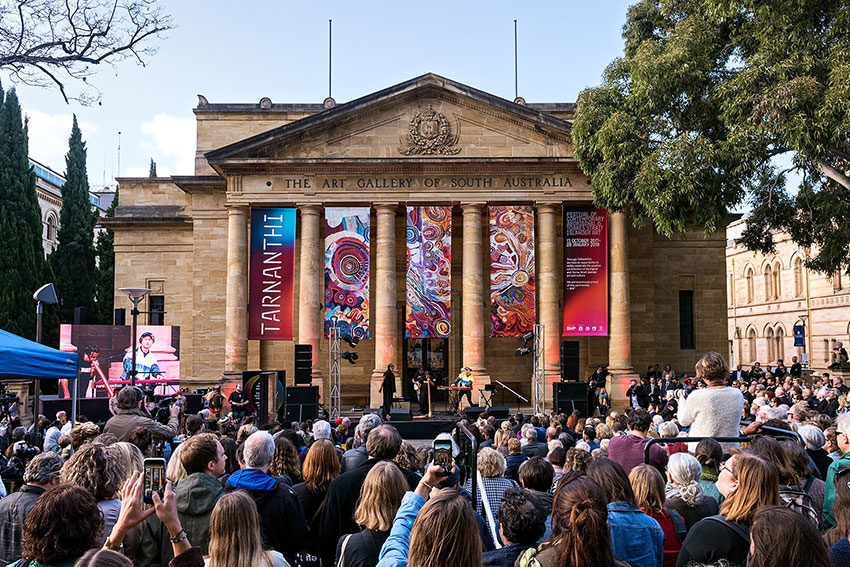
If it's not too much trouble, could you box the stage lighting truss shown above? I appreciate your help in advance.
[329,327,341,420]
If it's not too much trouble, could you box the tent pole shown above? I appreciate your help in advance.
[33,300,43,432]
[71,377,77,428]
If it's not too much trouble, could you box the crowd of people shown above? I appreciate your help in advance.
[0,350,848,566]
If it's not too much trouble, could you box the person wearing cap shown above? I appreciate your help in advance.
[830,341,849,370]
[452,366,475,414]
[104,385,180,442]
[120,331,162,382]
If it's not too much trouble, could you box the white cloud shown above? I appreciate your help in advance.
[24,109,99,173]
[139,114,195,176]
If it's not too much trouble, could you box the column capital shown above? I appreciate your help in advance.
[224,204,248,214]
[296,203,324,215]
[535,202,561,214]
[374,202,399,213]
[460,202,487,212]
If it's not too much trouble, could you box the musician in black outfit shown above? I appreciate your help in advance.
[378,364,396,420]
[413,370,434,416]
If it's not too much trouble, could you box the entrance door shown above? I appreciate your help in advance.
[403,338,448,400]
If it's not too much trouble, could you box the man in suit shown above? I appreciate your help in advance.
[790,356,803,379]
[521,426,549,457]
[729,363,750,383]
[587,365,608,416]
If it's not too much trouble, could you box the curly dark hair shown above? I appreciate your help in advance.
[22,484,102,564]
[626,408,652,432]
[497,489,545,546]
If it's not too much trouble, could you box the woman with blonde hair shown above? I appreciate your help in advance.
[462,447,520,516]
[292,438,340,561]
[493,428,511,456]
[206,491,288,566]
[678,450,780,566]
[336,460,407,567]
[377,465,481,567]
[628,464,684,567]
[166,441,188,484]
[112,442,144,485]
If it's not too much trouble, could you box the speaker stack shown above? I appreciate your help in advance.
[294,344,312,385]
[553,381,589,416]
[560,341,580,381]
[285,385,319,422]
[389,408,412,422]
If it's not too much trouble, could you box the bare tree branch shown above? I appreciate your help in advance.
[817,159,850,192]
[0,0,172,104]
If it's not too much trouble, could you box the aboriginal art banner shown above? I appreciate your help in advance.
[489,206,535,337]
[562,206,608,337]
[248,208,296,340]
[405,206,452,338]
[324,207,370,339]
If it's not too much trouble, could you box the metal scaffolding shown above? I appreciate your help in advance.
[328,326,341,420]
[532,323,545,414]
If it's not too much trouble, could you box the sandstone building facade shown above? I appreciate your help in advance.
[108,74,729,410]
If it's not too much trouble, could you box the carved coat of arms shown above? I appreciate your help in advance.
[399,107,461,155]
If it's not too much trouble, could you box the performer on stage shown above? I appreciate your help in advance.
[413,369,434,416]
[379,364,396,420]
[228,383,250,422]
[452,366,474,413]
[121,332,161,382]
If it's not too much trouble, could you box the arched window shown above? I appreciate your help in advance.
[765,327,775,362]
[46,213,57,242]
[764,265,773,301]
[775,326,785,362]
[772,262,781,299]
[794,257,804,297]
[748,328,758,363]
[746,268,754,304]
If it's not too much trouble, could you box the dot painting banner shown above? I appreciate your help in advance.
[489,206,536,337]
[405,206,452,338]
[248,208,296,340]
[324,207,370,339]
[562,206,608,337]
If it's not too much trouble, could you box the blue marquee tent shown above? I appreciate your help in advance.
[0,328,78,380]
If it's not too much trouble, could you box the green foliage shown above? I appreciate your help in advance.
[0,83,58,342]
[93,187,117,325]
[149,158,157,178]
[50,116,97,323]
[573,0,850,273]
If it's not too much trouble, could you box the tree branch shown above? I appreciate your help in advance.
[817,159,850,192]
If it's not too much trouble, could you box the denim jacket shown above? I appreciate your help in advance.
[376,491,426,567]
[607,501,664,567]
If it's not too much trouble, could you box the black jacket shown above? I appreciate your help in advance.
[224,468,309,563]
[318,458,419,566]
[335,528,389,567]
[625,384,650,408]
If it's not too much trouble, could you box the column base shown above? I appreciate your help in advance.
[606,367,640,410]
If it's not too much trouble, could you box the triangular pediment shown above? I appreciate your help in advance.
[205,74,573,165]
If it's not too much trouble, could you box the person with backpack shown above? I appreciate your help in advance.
[677,451,779,567]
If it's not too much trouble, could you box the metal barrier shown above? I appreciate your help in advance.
[643,426,802,464]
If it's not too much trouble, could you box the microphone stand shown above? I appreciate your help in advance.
[496,380,528,414]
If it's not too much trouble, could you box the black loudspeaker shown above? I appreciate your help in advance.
[42,398,112,424]
[390,408,412,422]
[294,344,312,385]
[489,406,510,419]
[464,406,486,421]
[560,341,580,381]
[553,382,589,416]
[114,308,126,326]
[363,408,381,416]
[184,394,203,415]
[286,386,319,405]
[73,307,87,325]
[285,404,317,422]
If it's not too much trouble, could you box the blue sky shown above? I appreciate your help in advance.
[3,0,635,185]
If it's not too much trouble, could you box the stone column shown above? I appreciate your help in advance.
[371,204,398,407]
[607,211,638,406]
[225,206,249,371]
[298,205,324,385]
[537,203,562,400]
[462,203,490,401]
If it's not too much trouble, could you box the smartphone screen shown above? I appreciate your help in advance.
[143,457,167,504]
[433,440,453,469]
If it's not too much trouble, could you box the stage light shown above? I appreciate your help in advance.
[515,346,533,357]
[517,331,534,346]
[341,333,360,348]
[341,351,358,364]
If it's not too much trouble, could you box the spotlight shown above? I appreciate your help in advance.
[341,351,359,364]
[517,331,534,346]
[341,333,360,348]
[515,346,533,357]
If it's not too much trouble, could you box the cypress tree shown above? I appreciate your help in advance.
[93,187,117,324]
[149,158,157,177]
[51,116,97,323]
[0,84,58,341]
